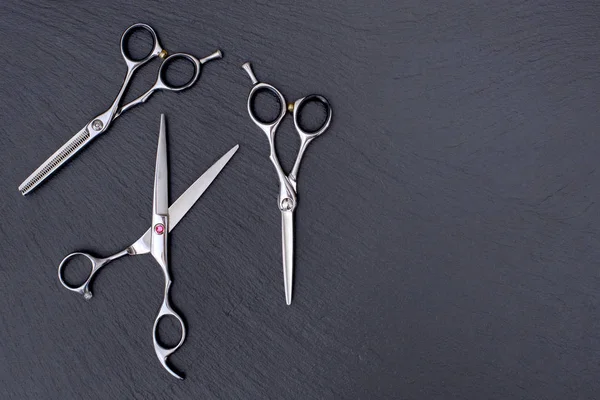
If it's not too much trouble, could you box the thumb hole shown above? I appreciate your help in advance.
[60,254,94,288]
[155,315,184,348]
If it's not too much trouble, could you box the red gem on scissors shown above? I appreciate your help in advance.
[154,224,165,235]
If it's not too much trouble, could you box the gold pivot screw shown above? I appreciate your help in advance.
[287,103,294,112]
[159,50,168,59]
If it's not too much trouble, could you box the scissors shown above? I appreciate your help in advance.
[58,114,238,379]
[18,23,222,195]
[241,62,332,305]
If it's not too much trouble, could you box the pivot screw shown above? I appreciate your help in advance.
[92,120,103,131]
[281,198,293,211]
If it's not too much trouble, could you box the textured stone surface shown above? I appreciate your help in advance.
[1,0,600,398]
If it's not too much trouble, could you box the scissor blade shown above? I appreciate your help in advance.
[281,210,294,305]
[128,144,239,255]
[153,115,169,216]
[168,144,239,229]
[18,126,93,195]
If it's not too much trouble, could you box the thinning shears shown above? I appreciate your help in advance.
[58,115,238,379]
[19,23,222,195]
[242,62,332,305]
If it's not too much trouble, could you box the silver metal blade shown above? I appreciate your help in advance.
[168,144,239,229]
[281,210,294,305]
[127,144,239,255]
[18,126,93,195]
[153,114,169,216]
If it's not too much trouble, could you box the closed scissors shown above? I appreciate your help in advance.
[19,23,222,195]
[58,115,239,379]
[241,62,332,305]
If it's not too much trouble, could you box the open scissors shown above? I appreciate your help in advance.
[19,23,222,195]
[58,115,238,379]
[241,62,332,305]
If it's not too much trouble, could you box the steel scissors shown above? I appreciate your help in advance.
[19,23,222,195]
[241,62,332,305]
[58,115,238,379]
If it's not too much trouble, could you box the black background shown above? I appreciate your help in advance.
[1,1,599,399]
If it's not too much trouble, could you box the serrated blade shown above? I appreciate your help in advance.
[18,126,93,195]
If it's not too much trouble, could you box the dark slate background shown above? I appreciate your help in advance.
[1,0,599,399]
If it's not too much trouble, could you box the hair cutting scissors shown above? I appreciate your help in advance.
[241,62,332,305]
[19,23,222,195]
[58,115,238,379]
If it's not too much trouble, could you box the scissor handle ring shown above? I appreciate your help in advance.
[247,82,287,131]
[153,307,186,353]
[58,252,103,299]
[292,94,333,138]
[120,23,164,67]
[152,302,187,379]
[156,53,201,92]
